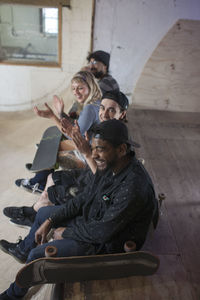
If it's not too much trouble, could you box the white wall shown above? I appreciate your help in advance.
[0,0,93,111]
[93,0,200,111]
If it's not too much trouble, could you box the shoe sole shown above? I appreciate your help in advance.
[0,243,26,264]
[9,219,32,229]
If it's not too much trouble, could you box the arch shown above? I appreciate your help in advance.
[133,19,200,112]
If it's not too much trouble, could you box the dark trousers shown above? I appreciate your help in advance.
[6,206,95,299]
[30,169,54,190]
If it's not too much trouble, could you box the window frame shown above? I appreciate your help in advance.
[0,1,62,68]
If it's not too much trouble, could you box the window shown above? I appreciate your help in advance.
[0,3,61,67]
[42,8,58,35]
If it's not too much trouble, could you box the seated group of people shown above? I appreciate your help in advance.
[0,50,158,300]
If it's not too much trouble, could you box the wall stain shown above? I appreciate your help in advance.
[170,63,175,70]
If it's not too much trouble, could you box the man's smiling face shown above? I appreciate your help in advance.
[91,138,119,172]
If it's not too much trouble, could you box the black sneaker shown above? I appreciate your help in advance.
[3,206,26,220]
[0,239,27,264]
[15,178,43,194]
[0,291,11,300]
[10,216,33,229]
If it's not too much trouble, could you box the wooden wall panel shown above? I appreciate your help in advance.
[133,20,200,112]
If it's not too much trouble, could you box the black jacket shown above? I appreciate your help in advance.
[50,157,157,253]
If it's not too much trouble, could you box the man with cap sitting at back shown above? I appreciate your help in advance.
[0,119,157,300]
[85,50,119,94]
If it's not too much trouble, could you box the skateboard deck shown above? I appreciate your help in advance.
[30,126,62,172]
[16,251,160,288]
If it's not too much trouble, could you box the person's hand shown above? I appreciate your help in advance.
[61,117,73,137]
[53,95,64,117]
[81,66,91,72]
[72,121,91,156]
[53,227,65,240]
[35,219,52,245]
[34,103,54,119]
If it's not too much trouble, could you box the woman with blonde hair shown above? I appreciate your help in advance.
[15,70,102,194]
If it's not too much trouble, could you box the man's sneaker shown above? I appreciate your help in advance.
[0,291,11,300]
[3,206,26,220]
[0,238,27,264]
[10,216,33,229]
[15,178,43,194]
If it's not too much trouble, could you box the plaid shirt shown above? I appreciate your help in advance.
[99,74,119,94]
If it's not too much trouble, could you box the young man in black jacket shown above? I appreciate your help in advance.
[0,119,157,300]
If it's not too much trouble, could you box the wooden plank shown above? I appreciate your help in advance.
[126,109,200,299]
[63,255,196,300]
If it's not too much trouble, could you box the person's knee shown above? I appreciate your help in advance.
[37,205,59,223]
[27,247,45,263]
[36,206,51,223]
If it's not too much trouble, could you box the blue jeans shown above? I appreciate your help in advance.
[6,206,95,299]
[30,169,54,190]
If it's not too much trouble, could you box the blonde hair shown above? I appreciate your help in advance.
[71,71,102,107]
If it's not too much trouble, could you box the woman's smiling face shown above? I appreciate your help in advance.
[71,80,90,104]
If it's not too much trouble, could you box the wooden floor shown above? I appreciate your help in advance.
[62,108,200,300]
[0,108,199,299]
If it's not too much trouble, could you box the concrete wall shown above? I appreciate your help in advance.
[0,0,93,111]
[93,0,200,112]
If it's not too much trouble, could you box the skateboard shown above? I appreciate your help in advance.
[16,250,160,288]
[30,126,62,172]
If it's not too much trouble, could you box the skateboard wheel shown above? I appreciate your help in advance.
[124,241,136,252]
[45,245,57,257]
[158,193,165,207]
[138,158,145,165]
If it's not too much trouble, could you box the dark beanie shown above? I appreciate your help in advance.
[102,91,129,110]
[87,50,110,70]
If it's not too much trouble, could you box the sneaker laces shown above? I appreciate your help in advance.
[32,183,42,194]
[16,236,23,244]
[21,178,30,186]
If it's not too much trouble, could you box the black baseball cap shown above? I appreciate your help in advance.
[102,91,129,110]
[92,119,140,148]
[87,50,110,70]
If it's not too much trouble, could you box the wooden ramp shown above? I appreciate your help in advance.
[133,19,200,112]
[57,108,200,300]
[0,109,199,300]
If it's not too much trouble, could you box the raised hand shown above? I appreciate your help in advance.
[61,117,73,137]
[34,103,54,119]
[71,120,91,156]
[53,95,64,117]
[81,65,91,72]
